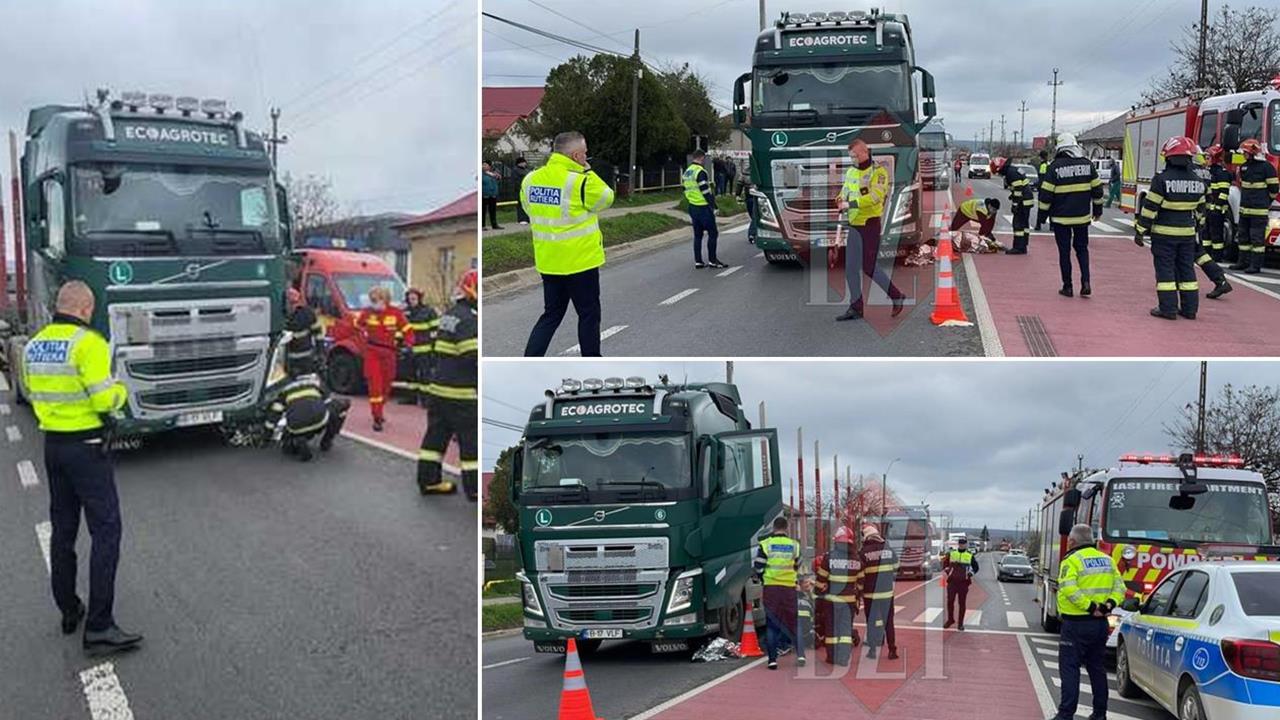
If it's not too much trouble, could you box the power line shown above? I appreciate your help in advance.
[527,0,632,55]
[483,12,625,58]
[484,395,532,415]
[484,417,526,433]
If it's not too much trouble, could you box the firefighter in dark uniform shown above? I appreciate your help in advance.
[943,537,980,630]
[993,157,1033,254]
[401,288,438,406]
[1230,138,1279,274]
[1204,144,1234,262]
[1034,149,1050,231]
[417,269,478,500]
[284,287,325,378]
[815,525,861,666]
[1191,149,1233,299]
[858,523,898,659]
[1038,132,1104,297]
[23,281,142,655]
[1135,137,1206,320]
[262,373,350,462]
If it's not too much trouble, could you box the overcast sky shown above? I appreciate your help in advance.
[482,360,1276,530]
[484,0,1257,145]
[1,0,476,263]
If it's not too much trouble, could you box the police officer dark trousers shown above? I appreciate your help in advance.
[683,150,726,269]
[418,273,478,500]
[1053,524,1124,720]
[24,281,142,655]
[1136,137,1205,320]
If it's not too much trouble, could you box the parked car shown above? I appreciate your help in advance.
[996,554,1034,583]
[1013,163,1039,190]
[1116,562,1280,720]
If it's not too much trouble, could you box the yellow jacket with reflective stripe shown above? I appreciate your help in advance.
[756,534,801,587]
[520,153,616,275]
[959,198,991,221]
[24,316,127,432]
[1057,544,1125,617]
[841,162,889,226]
[682,163,711,207]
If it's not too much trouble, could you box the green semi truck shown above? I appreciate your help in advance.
[3,90,293,436]
[732,9,937,264]
[512,376,783,654]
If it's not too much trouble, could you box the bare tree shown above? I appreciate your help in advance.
[281,172,341,235]
[1144,5,1280,104]
[1163,383,1280,522]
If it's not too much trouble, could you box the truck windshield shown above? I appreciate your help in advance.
[334,273,407,310]
[522,433,691,491]
[919,133,947,151]
[1104,480,1271,545]
[885,517,929,540]
[1269,100,1280,155]
[970,154,989,165]
[752,63,911,121]
[71,163,279,254]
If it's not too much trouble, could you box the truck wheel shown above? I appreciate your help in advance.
[1040,586,1061,633]
[576,638,603,655]
[327,351,364,395]
[717,597,744,641]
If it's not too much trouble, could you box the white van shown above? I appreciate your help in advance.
[968,153,991,179]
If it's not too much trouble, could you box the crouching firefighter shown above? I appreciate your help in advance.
[417,270,478,500]
[816,525,862,666]
[263,374,350,462]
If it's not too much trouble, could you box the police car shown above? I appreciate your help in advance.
[1115,562,1280,720]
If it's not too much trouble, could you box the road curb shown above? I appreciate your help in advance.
[484,223,693,298]
[482,627,525,640]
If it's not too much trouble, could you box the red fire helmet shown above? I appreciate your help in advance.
[989,156,1007,175]
[1160,136,1198,158]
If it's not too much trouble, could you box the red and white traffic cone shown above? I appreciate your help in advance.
[558,638,602,720]
[931,202,973,327]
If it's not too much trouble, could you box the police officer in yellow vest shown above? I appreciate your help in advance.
[683,150,727,270]
[754,516,803,670]
[23,281,143,656]
[942,536,979,630]
[836,138,906,322]
[520,131,615,357]
[1052,524,1125,720]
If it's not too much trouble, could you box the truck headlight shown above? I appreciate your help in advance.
[751,189,779,228]
[266,332,290,388]
[891,189,914,225]
[666,569,700,614]
[518,571,543,617]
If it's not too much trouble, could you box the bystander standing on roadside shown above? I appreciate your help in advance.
[482,162,503,231]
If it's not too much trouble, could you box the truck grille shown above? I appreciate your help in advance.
[138,382,253,409]
[128,352,260,379]
[534,536,670,632]
[548,583,659,599]
[558,608,652,624]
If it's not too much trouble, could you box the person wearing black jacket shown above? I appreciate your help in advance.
[262,374,350,462]
[1038,133,1104,297]
[417,270,478,500]
[513,157,531,225]
[993,157,1033,254]
[401,288,438,406]
[284,287,325,378]
[1134,136,1206,320]
[1230,138,1279,274]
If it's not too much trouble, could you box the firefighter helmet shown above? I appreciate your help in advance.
[989,157,1007,175]
[1160,136,1198,158]
[861,523,881,540]
[833,525,854,544]
[1206,144,1224,163]
[455,268,478,301]
[1240,138,1264,157]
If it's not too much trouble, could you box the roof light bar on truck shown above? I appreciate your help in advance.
[1117,453,1244,467]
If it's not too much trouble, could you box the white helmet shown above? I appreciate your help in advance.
[1055,132,1084,158]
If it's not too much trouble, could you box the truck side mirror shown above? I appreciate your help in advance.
[1062,488,1081,509]
[276,182,294,250]
[1225,108,1244,125]
[1222,125,1241,152]
[923,100,938,119]
[510,445,524,502]
[733,72,750,127]
[1058,508,1074,537]
[918,68,936,99]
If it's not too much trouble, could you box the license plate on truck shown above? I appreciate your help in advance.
[583,629,623,639]
[175,410,223,427]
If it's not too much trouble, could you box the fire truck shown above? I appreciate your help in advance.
[1120,81,1280,261]
[1037,453,1277,641]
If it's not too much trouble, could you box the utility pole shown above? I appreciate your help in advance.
[267,107,288,168]
[1197,0,1209,88]
[1196,361,1208,454]
[999,114,1007,148]
[1077,454,1084,473]
[1018,100,1028,149]
[628,29,641,197]
[988,119,995,153]
[814,440,823,556]
[759,0,767,31]
[833,454,840,528]
[1048,68,1064,144]
[797,428,806,552]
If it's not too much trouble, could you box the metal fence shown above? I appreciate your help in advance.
[483,533,522,583]
[484,151,686,204]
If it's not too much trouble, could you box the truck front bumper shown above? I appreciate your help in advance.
[523,613,712,651]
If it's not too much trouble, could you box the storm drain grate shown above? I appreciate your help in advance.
[1015,315,1058,357]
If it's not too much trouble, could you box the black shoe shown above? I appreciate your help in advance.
[1230,262,1250,270]
[836,306,863,321]
[767,660,778,670]
[943,619,955,628]
[957,624,965,631]
[372,419,384,432]
[1059,284,1073,298]
[694,262,706,269]
[1150,308,1177,320]
[891,296,905,317]
[1207,280,1233,299]
[887,648,899,660]
[709,260,729,269]
[61,600,85,635]
[1244,266,1262,274]
[1178,310,1196,320]
[83,625,143,656]
[296,443,314,462]
[1080,283,1091,297]
[866,647,878,659]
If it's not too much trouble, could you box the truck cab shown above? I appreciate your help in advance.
[290,247,407,395]
[919,119,950,190]
[512,376,782,655]
[882,505,933,579]
[7,90,292,435]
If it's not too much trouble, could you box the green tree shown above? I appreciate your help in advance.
[659,64,730,149]
[485,445,521,534]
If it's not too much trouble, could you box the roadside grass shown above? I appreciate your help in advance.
[483,211,688,275]
[674,193,746,217]
[483,601,525,632]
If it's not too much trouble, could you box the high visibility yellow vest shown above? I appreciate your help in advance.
[23,320,127,432]
[1057,545,1125,616]
[520,153,616,276]
[1039,161,1048,176]
[959,198,989,221]
[760,535,800,587]
[841,162,889,226]
[948,549,974,565]
[682,163,709,207]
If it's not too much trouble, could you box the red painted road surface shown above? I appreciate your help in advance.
[341,395,461,472]
[972,233,1280,356]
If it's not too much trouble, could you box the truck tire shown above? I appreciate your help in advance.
[327,350,364,396]
[1040,583,1061,633]
[716,595,744,642]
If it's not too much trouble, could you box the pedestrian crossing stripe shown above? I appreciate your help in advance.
[913,607,943,623]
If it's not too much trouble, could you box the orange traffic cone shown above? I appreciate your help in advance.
[931,203,974,328]
[739,602,765,658]
[964,183,974,198]
[558,638,602,720]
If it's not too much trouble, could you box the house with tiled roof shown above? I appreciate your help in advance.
[483,86,546,155]
[394,191,477,308]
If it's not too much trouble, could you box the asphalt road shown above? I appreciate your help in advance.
[481,178,1152,358]
[0,376,477,720]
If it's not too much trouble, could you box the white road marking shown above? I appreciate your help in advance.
[79,662,136,720]
[716,265,743,278]
[17,460,39,488]
[1018,631,1059,718]
[754,252,764,258]
[482,657,530,670]
[1229,273,1280,302]
[631,658,769,720]
[1093,220,1120,233]
[962,253,1005,357]
[1007,610,1029,628]
[659,288,699,306]
[913,607,943,623]
[6,425,21,442]
[724,223,750,234]
[0,403,9,415]
[966,609,982,625]
[1112,216,1134,226]
[1028,636,1057,647]
[894,604,906,614]
[1230,271,1280,286]
[561,325,628,356]
[1003,214,1013,226]
[35,521,52,573]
